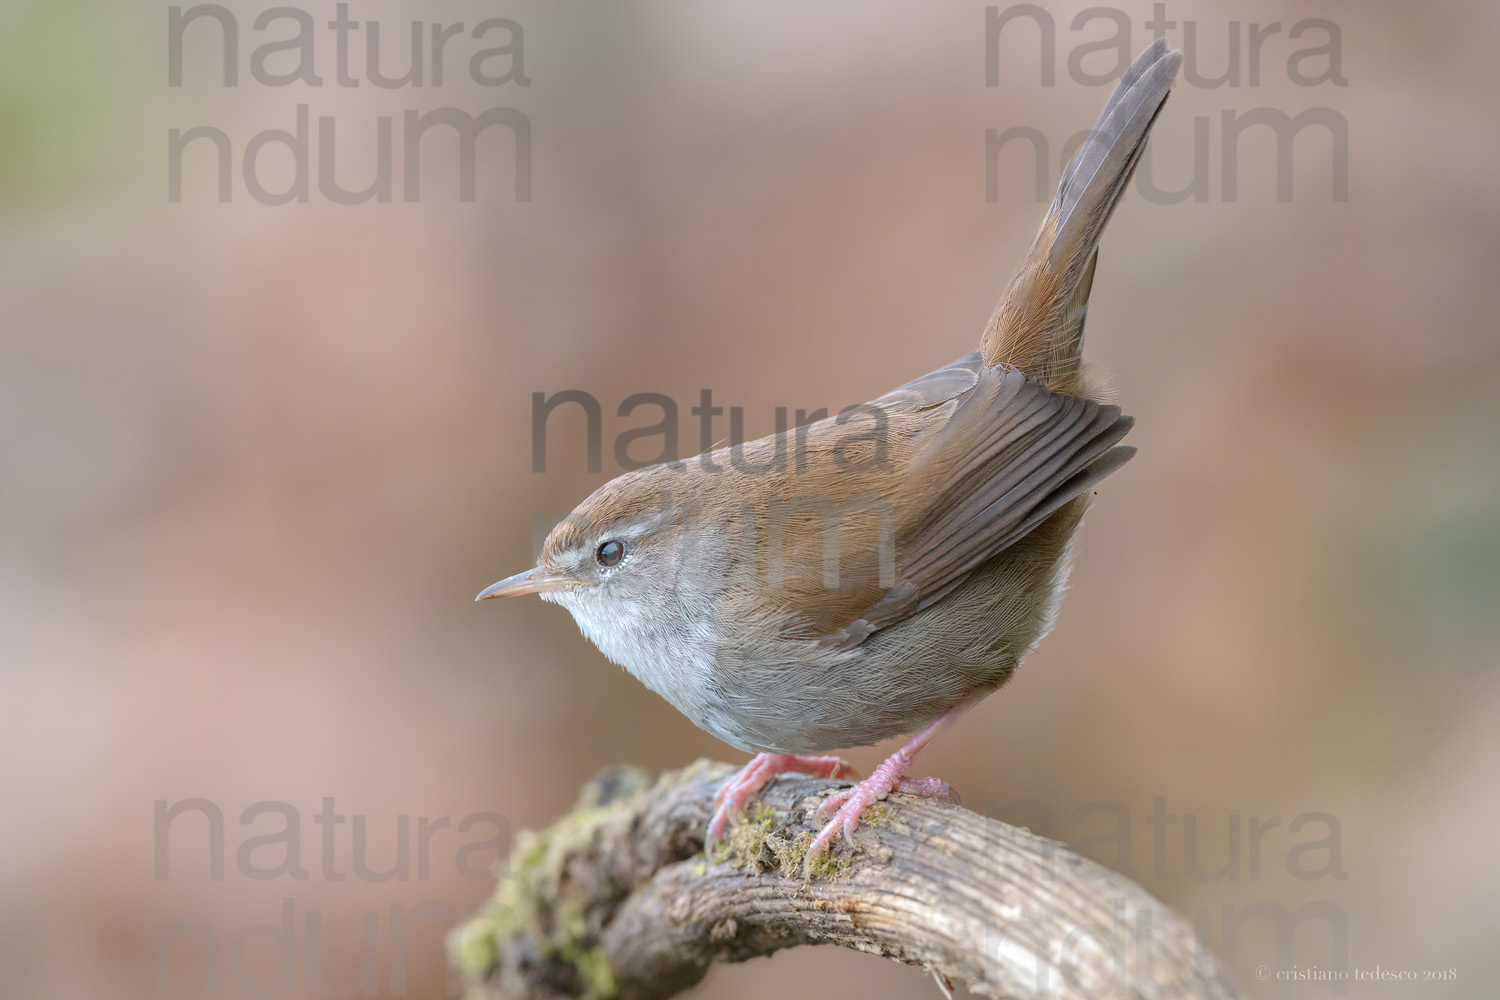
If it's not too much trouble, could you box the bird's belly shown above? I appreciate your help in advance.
[700,639,1003,755]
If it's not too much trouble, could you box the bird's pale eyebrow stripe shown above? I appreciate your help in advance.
[610,508,673,539]
[546,505,674,563]
[543,521,585,558]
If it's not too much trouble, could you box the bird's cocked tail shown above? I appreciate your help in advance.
[981,40,1182,396]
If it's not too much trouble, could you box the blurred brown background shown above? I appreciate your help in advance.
[2,1,1497,998]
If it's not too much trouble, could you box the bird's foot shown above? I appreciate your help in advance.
[706,753,855,850]
[805,757,958,872]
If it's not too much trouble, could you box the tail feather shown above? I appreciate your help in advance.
[981,40,1182,394]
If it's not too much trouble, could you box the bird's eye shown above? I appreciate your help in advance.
[595,539,625,567]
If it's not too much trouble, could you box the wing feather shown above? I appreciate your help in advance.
[820,366,1132,645]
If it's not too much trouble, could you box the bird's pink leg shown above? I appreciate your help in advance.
[706,753,855,848]
[806,691,986,868]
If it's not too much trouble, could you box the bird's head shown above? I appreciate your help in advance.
[476,467,709,611]
[477,466,745,678]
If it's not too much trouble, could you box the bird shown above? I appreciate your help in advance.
[479,40,1182,869]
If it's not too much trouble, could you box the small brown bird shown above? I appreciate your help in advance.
[480,41,1181,867]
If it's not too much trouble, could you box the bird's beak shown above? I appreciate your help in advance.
[475,568,575,601]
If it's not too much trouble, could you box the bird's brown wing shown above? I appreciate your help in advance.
[816,364,1133,648]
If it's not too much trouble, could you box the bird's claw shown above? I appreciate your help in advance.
[803,766,958,875]
[705,753,854,852]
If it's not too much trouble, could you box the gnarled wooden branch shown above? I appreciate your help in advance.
[450,761,1237,1000]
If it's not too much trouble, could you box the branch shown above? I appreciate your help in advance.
[450,761,1238,1000]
